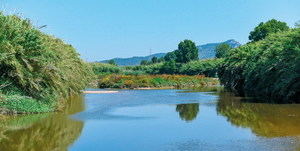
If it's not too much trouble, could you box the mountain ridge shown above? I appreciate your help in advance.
[99,39,241,66]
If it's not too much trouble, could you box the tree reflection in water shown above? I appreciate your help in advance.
[0,95,85,151]
[217,92,300,137]
[176,103,199,122]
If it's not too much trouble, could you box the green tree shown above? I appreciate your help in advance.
[108,59,117,66]
[157,57,165,63]
[164,51,177,61]
[151,57,158,63]
[175,40,199,63]
[249,19,289,42]
[159,60,178,74]
[176,103,199,122]
[215,43,231,58]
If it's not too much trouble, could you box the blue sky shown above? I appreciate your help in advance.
[1,0,299,61]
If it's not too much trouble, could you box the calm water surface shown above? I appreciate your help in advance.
[1,89,300,151]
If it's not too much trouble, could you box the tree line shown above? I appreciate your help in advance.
[97,19,300,103]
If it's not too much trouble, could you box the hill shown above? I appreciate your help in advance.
[100,39,240,66]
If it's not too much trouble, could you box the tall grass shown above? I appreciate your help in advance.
[0,13,93,113]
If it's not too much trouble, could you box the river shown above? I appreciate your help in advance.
[0,89,300,151]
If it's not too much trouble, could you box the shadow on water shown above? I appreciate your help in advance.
[176,103,199,122]
[73,89,217,121]
[0,95,85,151]
[217,92,300,138]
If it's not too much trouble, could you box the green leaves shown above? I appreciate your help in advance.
[0,13,93,113]
[176,40,199,63]
[215,43,232,58]
[219,28,300,103]
[249,19,289,42]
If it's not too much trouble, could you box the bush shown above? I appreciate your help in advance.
[126,63,164,74]
[219,28,300,103]
[159,60,180,74]
[179,59,222,77]
[91,63,121,75]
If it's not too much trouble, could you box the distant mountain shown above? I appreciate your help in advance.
[198,39,241,59]
[100,53,166,66]
[99,39,241,66]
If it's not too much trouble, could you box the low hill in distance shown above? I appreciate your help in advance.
[99,39,241,66]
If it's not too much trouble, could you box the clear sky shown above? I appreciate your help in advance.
[1,0,299,61]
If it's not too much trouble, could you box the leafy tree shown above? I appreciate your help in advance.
[157,57,165,63]
[164,51,177,61]
[215,43,231,58]
[159,60,178,74]
[108,59,117,66]
[151,57,158,63]
[249,19,289,42]
[176,103,199,121]
[175,40,199,63]
[179,59,222,77]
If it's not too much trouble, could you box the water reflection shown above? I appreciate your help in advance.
[217,92,300,137]
[176,103,199,122]
[0,95,85,151]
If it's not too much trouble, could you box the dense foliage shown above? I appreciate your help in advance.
[176,103,199,122]
[175,40,199,63]
[93,59,221,77]
[179,59,222,77]
[97,74,219,89]
[162,40,198,64]
[91,63,121,75]
[164,51,177,62]
[249,19,289,42]
[219,28,300,103]
[0,13,92,113]
[215,43,231,58]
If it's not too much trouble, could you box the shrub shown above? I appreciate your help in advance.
[219,28,300,103]
[179,59,222,77]
[91,63,121,75]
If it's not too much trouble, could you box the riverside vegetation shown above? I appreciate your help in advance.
[93,19,300,103]
[218,20,300,103]
[0,13,93,114]
[97,74,219,89]
[0,12,299,115]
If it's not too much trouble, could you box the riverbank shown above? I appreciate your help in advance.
[83,91,118,94]
[97,74,220,89]
[0,13,93,114]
